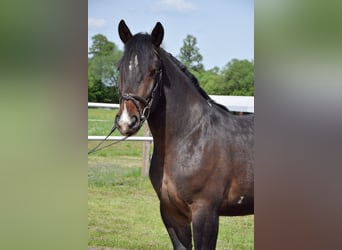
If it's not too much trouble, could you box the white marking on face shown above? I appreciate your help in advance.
[237,196,244,204]
[134,55,138,67]
[119,103,132,128]
[128,55,138,72]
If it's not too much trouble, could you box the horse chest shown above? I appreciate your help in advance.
[159,174,192,222]
[161,175,185,205]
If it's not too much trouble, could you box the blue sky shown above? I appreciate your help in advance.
[88,0,254,69]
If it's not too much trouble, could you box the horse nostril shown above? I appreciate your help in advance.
[129,116,138,128]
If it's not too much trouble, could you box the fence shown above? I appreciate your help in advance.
[88,96,254,175]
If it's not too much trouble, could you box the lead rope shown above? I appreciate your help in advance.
[87,125,129,155]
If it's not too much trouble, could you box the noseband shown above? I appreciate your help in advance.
[119,67,162,128]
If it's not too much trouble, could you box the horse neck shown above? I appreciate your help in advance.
[148,50,207,144]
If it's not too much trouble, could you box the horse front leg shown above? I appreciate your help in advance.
[191,205,219,250]
[160,204,192,250]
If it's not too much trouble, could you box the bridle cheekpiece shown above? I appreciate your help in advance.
[119,64,162,129]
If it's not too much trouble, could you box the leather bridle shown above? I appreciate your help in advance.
[118,59,163,129]
[89,51,163,155]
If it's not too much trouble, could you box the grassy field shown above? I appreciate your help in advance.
[88,108,254,249]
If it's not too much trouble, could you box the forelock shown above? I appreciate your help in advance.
[121,33,155,73]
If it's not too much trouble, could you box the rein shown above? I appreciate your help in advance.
[87,125,129,155]
[88,55,162,155]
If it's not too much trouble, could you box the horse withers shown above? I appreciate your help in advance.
[115,20,254,250]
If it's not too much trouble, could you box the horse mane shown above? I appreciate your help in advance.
[165,52,230,112]
[120,34,229,112]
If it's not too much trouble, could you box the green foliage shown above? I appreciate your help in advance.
[178,34,204,70]
[87,33,254,103]
[222,59,254,96]
[89,34,116,56]
[191,68,224,95]
[88,34,122,103]
[191,59,254,96]
[177,34,253,96]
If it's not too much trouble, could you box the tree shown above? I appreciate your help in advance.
[191,68,224,95]
[88,34,123,102]
[221,59,254,96]
[89,34,116,56]
[178,34,204,71]
[192,60,254,96]
[88,34,122,87]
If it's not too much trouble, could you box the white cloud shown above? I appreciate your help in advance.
[159,0,195,12]
[88,18,107,28]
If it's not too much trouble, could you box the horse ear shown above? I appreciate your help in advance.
[118,20,133,44]
[151,22,164,47]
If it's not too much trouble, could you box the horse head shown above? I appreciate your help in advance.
[115,20,164,136]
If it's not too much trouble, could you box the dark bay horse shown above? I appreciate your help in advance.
[115,20,254,250]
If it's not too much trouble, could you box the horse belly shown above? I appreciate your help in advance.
[219,194,254,216]
[219,179,254,216]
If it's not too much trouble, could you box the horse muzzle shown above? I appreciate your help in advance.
[115,106,141,136]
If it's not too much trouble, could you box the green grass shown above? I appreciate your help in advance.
[88,108,254,249]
